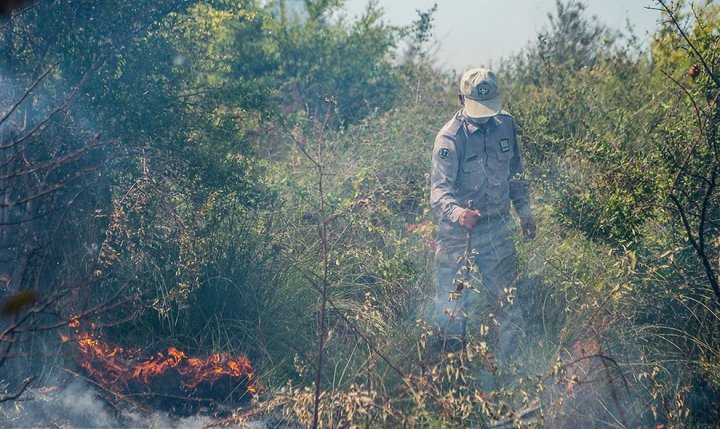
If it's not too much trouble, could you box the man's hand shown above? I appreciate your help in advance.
[521,217,537,239]
[458,207,482,229]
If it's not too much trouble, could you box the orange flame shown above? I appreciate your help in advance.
[63,321,256,394]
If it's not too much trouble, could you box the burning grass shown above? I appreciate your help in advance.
[61,319,257,416]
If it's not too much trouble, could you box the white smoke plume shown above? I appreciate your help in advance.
[0,380,214,428]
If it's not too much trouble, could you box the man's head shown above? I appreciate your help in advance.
[458,67,502,118]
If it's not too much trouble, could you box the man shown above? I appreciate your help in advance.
[430,67,536,361]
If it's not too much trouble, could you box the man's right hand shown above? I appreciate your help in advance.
[458,207,482,229]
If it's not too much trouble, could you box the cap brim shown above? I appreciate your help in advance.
[464,96,502,118]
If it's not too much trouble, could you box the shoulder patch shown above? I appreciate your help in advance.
[438,148,450,159]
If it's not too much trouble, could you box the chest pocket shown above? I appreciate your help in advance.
[486,137,513,184]
[461,153,483,172]
[459,151,487,191]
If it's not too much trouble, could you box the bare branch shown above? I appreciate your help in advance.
[0,64,56,128]
[312,103,333,429]
[0,0,44,31]
[285,128,321,169]
[661,69,705,137]
[656,0,720,89]
[297,270,407,381]
[669,193,720,302]
[0,376,33,403]
[0,71,91,151]
[697,164,717,270]
[0,141,103,181]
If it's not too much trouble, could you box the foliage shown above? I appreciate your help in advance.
[502,0,720,426]
[262,0,403,125]
[1,0,720,428]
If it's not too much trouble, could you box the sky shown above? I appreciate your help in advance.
[343,0,663,72]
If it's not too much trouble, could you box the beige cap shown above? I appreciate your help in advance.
[459,67,502,118]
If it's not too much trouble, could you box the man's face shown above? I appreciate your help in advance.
[459,94,490,123]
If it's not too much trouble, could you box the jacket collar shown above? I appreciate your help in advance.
[458,109,501,134]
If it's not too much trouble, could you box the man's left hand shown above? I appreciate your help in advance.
[521,217,537,239]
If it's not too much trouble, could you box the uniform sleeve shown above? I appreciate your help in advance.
[430,134,463,223]
[509,121,533,221]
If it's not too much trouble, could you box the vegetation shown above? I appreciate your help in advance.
[0,0,718,427]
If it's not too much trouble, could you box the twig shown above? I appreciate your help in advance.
[285,127,321,169]
[0,63,94,150]
[660,69,704,136]
[62,368,153,414]
[0,64,57,128]
[311,102,334,429]
[0,0,44,31]
[0,376,33,402]
[296,270,407,382]
[669,192,720,303]
[601,355,629,428]
[656,0,720,89]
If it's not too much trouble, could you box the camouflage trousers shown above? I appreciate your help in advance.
[433,215,523,364]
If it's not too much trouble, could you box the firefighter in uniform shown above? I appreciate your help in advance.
[430,67,536,362]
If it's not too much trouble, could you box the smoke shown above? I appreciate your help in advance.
[1,380,214,428]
